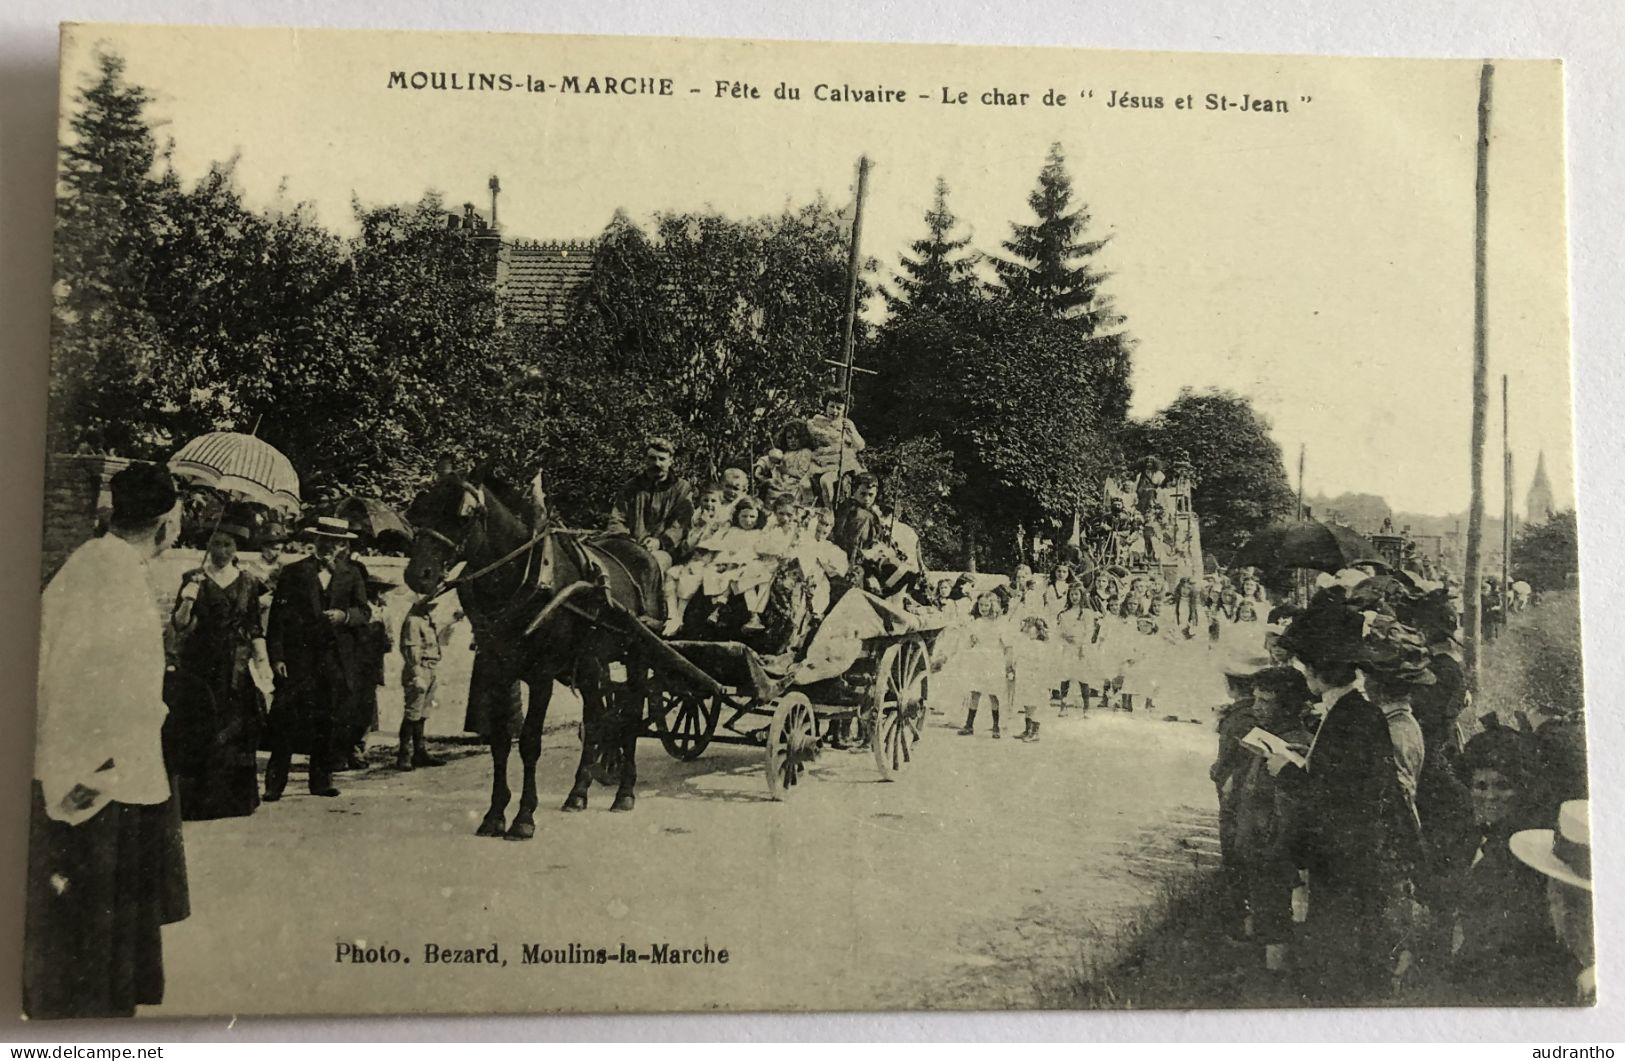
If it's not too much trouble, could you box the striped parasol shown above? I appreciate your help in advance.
[168,431,301,515]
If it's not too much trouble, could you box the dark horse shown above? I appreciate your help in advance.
[403,470,664,838]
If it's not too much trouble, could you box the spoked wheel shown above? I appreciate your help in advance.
[765,693,817,801]
[652,688,722,760]
[870,636,930,781]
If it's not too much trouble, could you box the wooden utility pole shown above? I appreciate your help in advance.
[1296,444,1306,520]
[1503,374,1513,600]
[1463,62,1494,692]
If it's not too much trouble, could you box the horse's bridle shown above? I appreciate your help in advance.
[417,482,487,558]
[418,483,550,600]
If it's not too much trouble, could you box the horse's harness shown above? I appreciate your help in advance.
[424,482,640,638]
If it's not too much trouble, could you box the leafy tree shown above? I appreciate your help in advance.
[49,50,173,455]
[865,292,1124,569]
[1512,509,1578,591]
[863,434,965,569]
[1126,387,1295,559]
[544,203,863,520]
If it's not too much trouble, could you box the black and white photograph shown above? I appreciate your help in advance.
[20,22,1591,1019]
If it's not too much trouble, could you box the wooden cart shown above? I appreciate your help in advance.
[619,603,946,800]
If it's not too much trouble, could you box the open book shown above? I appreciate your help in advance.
[1240,727,1307,769]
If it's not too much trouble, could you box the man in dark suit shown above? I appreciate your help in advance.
[265,516,371,799]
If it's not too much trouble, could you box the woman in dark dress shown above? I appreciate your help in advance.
[1442,724,1575,1004]
[1268,602,1422,1004]
[170,517,268,820]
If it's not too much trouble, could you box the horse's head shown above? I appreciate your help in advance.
[404,473,489,594]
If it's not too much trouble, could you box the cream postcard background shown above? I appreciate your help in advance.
[1,0,1621,1042]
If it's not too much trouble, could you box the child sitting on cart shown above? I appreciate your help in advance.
[732,496,801,632]
[794,507,851,618]
[661,488,738,636]
[716,467,751,525]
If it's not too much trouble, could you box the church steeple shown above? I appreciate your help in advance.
[1526,449,1555,522]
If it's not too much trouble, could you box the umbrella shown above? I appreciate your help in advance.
[169,432,301,516]
[1231,519,1383,574]
[318,496,414,548]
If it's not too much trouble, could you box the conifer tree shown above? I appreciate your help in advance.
[885,177,979,313]
[50,50,172,454]
[993,142,1118,333]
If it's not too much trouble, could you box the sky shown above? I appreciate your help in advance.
[59,24,1575,517]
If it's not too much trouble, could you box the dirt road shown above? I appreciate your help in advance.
[157,675,1225,1017]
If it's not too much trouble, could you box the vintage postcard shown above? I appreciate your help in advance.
[26,23,1588,1019]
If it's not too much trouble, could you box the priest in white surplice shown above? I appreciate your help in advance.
[25,461,191,1019]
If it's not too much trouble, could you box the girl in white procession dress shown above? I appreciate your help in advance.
[950,592,1013,739]
[1053,581,1106,713]
[1013,614,1057,742]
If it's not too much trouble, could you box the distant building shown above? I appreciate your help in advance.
[1527,449,1555,523]
[445,176,597,338]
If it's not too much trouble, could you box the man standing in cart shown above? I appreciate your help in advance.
[606,436,696,570]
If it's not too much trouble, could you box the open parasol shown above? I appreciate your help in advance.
[318,496,414,548]
[1231,519,1383,574]
[168,431,301,516]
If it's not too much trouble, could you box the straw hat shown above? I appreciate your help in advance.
[300,514,358,540]
[1510,799,1591,892]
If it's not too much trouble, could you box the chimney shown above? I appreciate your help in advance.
[488,174,502,231]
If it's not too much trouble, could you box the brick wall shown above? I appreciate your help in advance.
[40,453,130,585]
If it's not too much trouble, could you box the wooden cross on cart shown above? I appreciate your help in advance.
[824,155,877,504]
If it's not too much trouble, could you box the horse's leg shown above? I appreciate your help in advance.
[611,659,647,813]
[471,661,514,837]
[478,715,512,837]
[563,654,606,812]
[507,680,551,840]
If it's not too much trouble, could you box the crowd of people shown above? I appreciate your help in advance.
[25,435,1592,1017]
[1208,572,1592,1005]
[27,460,478,1017]
[599,412,925,651]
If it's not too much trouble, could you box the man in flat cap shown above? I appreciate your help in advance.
[605,436,695,569]
[26,461,191,1018]
[264,515,371,799]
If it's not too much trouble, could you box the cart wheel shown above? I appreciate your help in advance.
[653,689,721,760]
[871,637,929,781]
[765,693,817,801]
[913,637,933,742]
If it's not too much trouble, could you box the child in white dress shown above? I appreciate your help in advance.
[951,592,1013,739]
[734,497,799,631]
[661,487,734,636]
[1053,582,1106,713]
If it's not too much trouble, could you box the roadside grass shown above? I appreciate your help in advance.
[1037,867,1311,1010]
[1475,590,1584,729]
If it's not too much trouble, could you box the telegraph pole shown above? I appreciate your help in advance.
[1503,374,1513,603]
[1296,444,1306,520]
[1463,62,1494,692]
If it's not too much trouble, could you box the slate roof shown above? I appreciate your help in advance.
[499,239,596,329]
